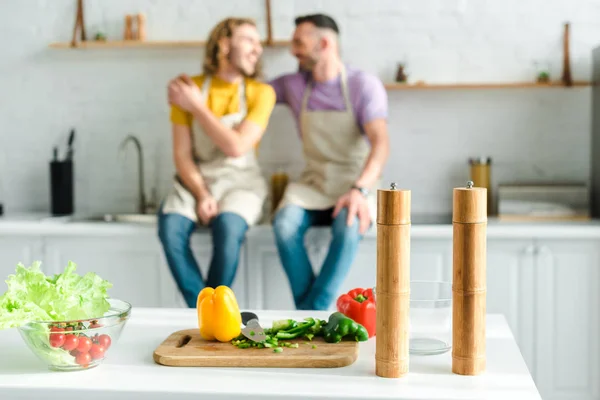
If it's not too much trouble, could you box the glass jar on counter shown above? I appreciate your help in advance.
[373,280,452,356]
[270,168,289,213]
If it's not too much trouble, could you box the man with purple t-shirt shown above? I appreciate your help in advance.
[269,14,390,310]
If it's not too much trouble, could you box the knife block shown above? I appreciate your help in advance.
[452,181,487,375]
[375,183,411,378]
[50,160,74,216]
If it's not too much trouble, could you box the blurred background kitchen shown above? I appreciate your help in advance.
[1,1,600,399]
[1,0,597,217]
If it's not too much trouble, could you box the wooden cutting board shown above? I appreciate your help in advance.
[153,329,359,368]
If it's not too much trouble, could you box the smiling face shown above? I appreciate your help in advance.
[225,23,263,77]
[291,22,323,71]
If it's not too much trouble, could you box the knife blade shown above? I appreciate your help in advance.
[240,312,266,342]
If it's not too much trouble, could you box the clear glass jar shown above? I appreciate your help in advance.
[373,280,452,356]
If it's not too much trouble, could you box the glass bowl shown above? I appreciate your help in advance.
[17,298,131,371]
[409,280,452,356]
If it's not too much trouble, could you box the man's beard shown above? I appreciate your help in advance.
[298,48,320,71]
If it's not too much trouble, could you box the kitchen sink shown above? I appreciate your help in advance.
[73,213,158,224]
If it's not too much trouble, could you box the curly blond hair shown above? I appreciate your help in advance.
[203,17,263,79]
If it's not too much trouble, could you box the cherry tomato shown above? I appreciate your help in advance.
[49,333,65,348]
[50,326,64,333]
[76,337,92,353]
[75,352,91,366]
[70,349,79,357]
[61,334,79,351]
[89,344,106,360]
[89,323,103,329]
[65,327,73,332]
[97,334,111,349]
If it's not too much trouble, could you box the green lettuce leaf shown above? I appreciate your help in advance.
[0,261,113,329]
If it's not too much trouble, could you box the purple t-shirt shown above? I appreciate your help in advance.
[268,65,388,135]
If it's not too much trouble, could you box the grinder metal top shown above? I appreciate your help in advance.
[377,182,411,225]
[453,181,487,223]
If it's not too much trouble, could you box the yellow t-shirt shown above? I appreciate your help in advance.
[170,74,276,130]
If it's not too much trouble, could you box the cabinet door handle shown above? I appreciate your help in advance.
[523,244,536,255]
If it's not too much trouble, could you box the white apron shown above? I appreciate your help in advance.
[277,65,378,223]
[162,76,268,226]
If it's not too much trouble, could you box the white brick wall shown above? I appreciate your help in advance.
[0,0,595,216]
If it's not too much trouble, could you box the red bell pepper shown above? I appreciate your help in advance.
[336,288,376,338]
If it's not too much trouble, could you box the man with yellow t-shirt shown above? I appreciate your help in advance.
[158,17,276,308]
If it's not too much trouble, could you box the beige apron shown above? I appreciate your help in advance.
[277,65,378,223]
[162,76,267,226]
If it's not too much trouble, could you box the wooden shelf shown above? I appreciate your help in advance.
[48,39,291,49]
[384,81,592,90]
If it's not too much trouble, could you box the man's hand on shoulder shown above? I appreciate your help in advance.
[168,75,205,113]
[333,188,371,235]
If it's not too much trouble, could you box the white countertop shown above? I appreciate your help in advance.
[0,308,541,400]
[1,212,600,239]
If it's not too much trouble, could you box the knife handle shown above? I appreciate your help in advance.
[241,311,258,326]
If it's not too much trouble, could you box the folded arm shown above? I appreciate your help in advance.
[190,107,264,158]
[169,75,276,158]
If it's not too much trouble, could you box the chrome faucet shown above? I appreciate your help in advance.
[119,134,151,214]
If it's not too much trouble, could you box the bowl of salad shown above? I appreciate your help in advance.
[0,261,131,371]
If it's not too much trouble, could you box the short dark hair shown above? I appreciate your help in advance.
[294,14,339,34]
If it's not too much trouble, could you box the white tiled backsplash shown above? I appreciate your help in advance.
[0,0,593,216]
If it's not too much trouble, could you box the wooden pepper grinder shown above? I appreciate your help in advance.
[375,182,411,378]
[124,15,134,40]
[452,180,487,375]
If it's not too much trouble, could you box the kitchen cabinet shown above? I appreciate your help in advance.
[487,238,600,400]
[486,240,537,375]
[0,236,44,279]
[532,239,600,400]
[43,236,168,308]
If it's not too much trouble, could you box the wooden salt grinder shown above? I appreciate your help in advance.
[136,14,147,41]
[375,182,411,378]
[452,180,487,375]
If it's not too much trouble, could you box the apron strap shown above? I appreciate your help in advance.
[300,76,313,114]
[300,64,353,115]
[201,75,212,102]
[338,65,353,115]
[238,78,247,115]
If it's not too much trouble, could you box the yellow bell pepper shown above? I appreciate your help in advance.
[196,286,242,342]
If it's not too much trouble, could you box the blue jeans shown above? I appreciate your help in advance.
[158,207,248,308]
[272,204,363,310]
